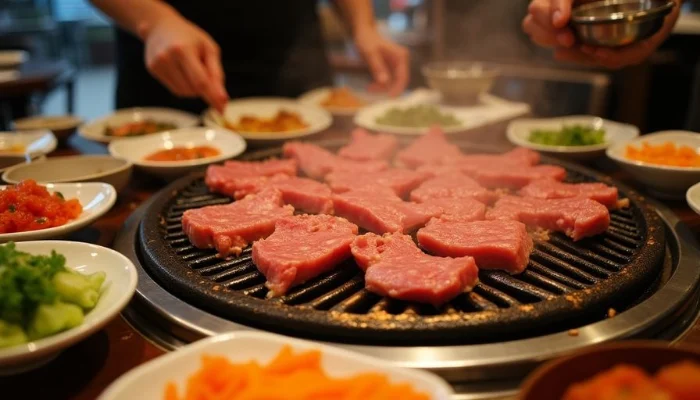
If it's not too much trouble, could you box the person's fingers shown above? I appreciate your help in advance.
[362,47,391,87]
[524,6,574,48]
[174,45,225,111]
[551,0,574,28]
[147,51,196,96]
[523,15,559,47]
[201,45,229,112]
[387,45,409,97]
[528,0,554,29]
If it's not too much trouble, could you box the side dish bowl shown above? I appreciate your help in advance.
[80,107,199,143]
[0,241,137,374]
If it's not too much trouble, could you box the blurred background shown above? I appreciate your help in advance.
[2,0,700,132]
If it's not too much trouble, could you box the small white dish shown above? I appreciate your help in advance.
[79,107,200,144]
[0,130,57,157]
[0,50,28,68]
[98,331,454,400]
[13,115,83,142]
[0,182,116,242]
[687,182,700,216]
[298,87,383,116]
[0,240,137,374]
[2,155,132,193]
[203,97,332,145]
[109,127,246,180]
[354,89,530,136]
[607,131,700,197]
[507,115,639,160]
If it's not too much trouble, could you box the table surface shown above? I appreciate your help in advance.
[0,128,698,400]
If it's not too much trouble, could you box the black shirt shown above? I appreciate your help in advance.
[115,1,333,114]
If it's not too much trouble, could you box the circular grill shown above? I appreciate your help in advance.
[138,141,666,345]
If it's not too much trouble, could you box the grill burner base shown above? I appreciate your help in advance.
[115,141,700,399]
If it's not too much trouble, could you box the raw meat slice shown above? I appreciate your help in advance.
[252,214,358,296]
[205,158,297,197]
[337,128,399,161]
[230,175,333,214]
[423,197,486,222]
[395,126,463,168]
[332,187,442,233]
[486,195,610,241]
[223,159,298,176]
[417,219,533,274]
[446,147,540,168]
[351,232,479,306]
[283,141,388,179]
[469,165,567,189]
[182,188,294,256]
[325,168,431,197]
[410,172,495,204]
[519,179,620,209]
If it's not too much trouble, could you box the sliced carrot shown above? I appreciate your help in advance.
[626,141,700,167]
[164,347,431,400]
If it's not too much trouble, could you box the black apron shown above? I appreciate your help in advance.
[115,1,333,114]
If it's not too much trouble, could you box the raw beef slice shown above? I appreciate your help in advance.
[333,187,442,233]
[519,179,620,209]
[337,128,398,161]
[351,232,479,306]
[423,197,487,222]
[486,195,610,241]
[418,219,533,274]
[283,141,387,179]
[395,126,463,168]
[182,188,294,256]
[252,214,358,296]
[230,175,334,214]
[410,172,495,204]
[325,168,431,197]
[205,158,297,197]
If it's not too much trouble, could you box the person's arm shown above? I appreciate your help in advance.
[523,0,682,69]
[90,0,228,111]
[333,0,410,96]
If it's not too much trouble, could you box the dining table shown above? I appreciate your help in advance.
[0,122,698,400]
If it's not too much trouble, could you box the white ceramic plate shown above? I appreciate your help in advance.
[79,107,200,143]
[607,131,700,197]
[0,130,57,157]
[2,155,133,193]
[507,116,639,160]
[13,115,83,141]
[0,50,28,68]
[686,182,700,216]
[298,87,385,116]
[99,331,454,400]
[0,240,137,374]
[203,97,332,143]
[0,182,116,242]
[354,89,530,135]
[109,127,246,180]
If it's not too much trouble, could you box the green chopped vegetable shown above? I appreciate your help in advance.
[528,125,606,147]
[375,105,462,128]
[0,242,105,348]
[28,302,84,340]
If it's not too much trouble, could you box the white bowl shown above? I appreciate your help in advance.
[79,107,200,144]
[507,115,640,160]
[354,100,468,136]
[422,62,499,105]
[607,131,700,197]
[99,331,454,400]
[203,97,332,145]
[0,182,116,242]
[687,182,700,216]
[0,130,57,157]
[2,155,133,193]
[298,87,385,116]
[0,240,137,374]
[13,115,83,142]
[109,127,246,180]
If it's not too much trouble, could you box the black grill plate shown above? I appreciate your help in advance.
[138,141,665,345]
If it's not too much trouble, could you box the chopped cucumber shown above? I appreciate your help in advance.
[53,271,102,309]
[28,301,84,340]
[0,320,28,348]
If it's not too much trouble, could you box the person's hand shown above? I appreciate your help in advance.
[139,15,228,112]
[523,0,681,69]
[353,28,410,96]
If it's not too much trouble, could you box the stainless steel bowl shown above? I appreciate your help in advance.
[570,0,675,47]
[421,62,499,105]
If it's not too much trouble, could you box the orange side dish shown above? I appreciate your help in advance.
[226,110,309,133]
[145,146,220,162]
[625,141,700,167]
[321,87,366,109]
[164,345,431,400]
[0,180,82,234]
